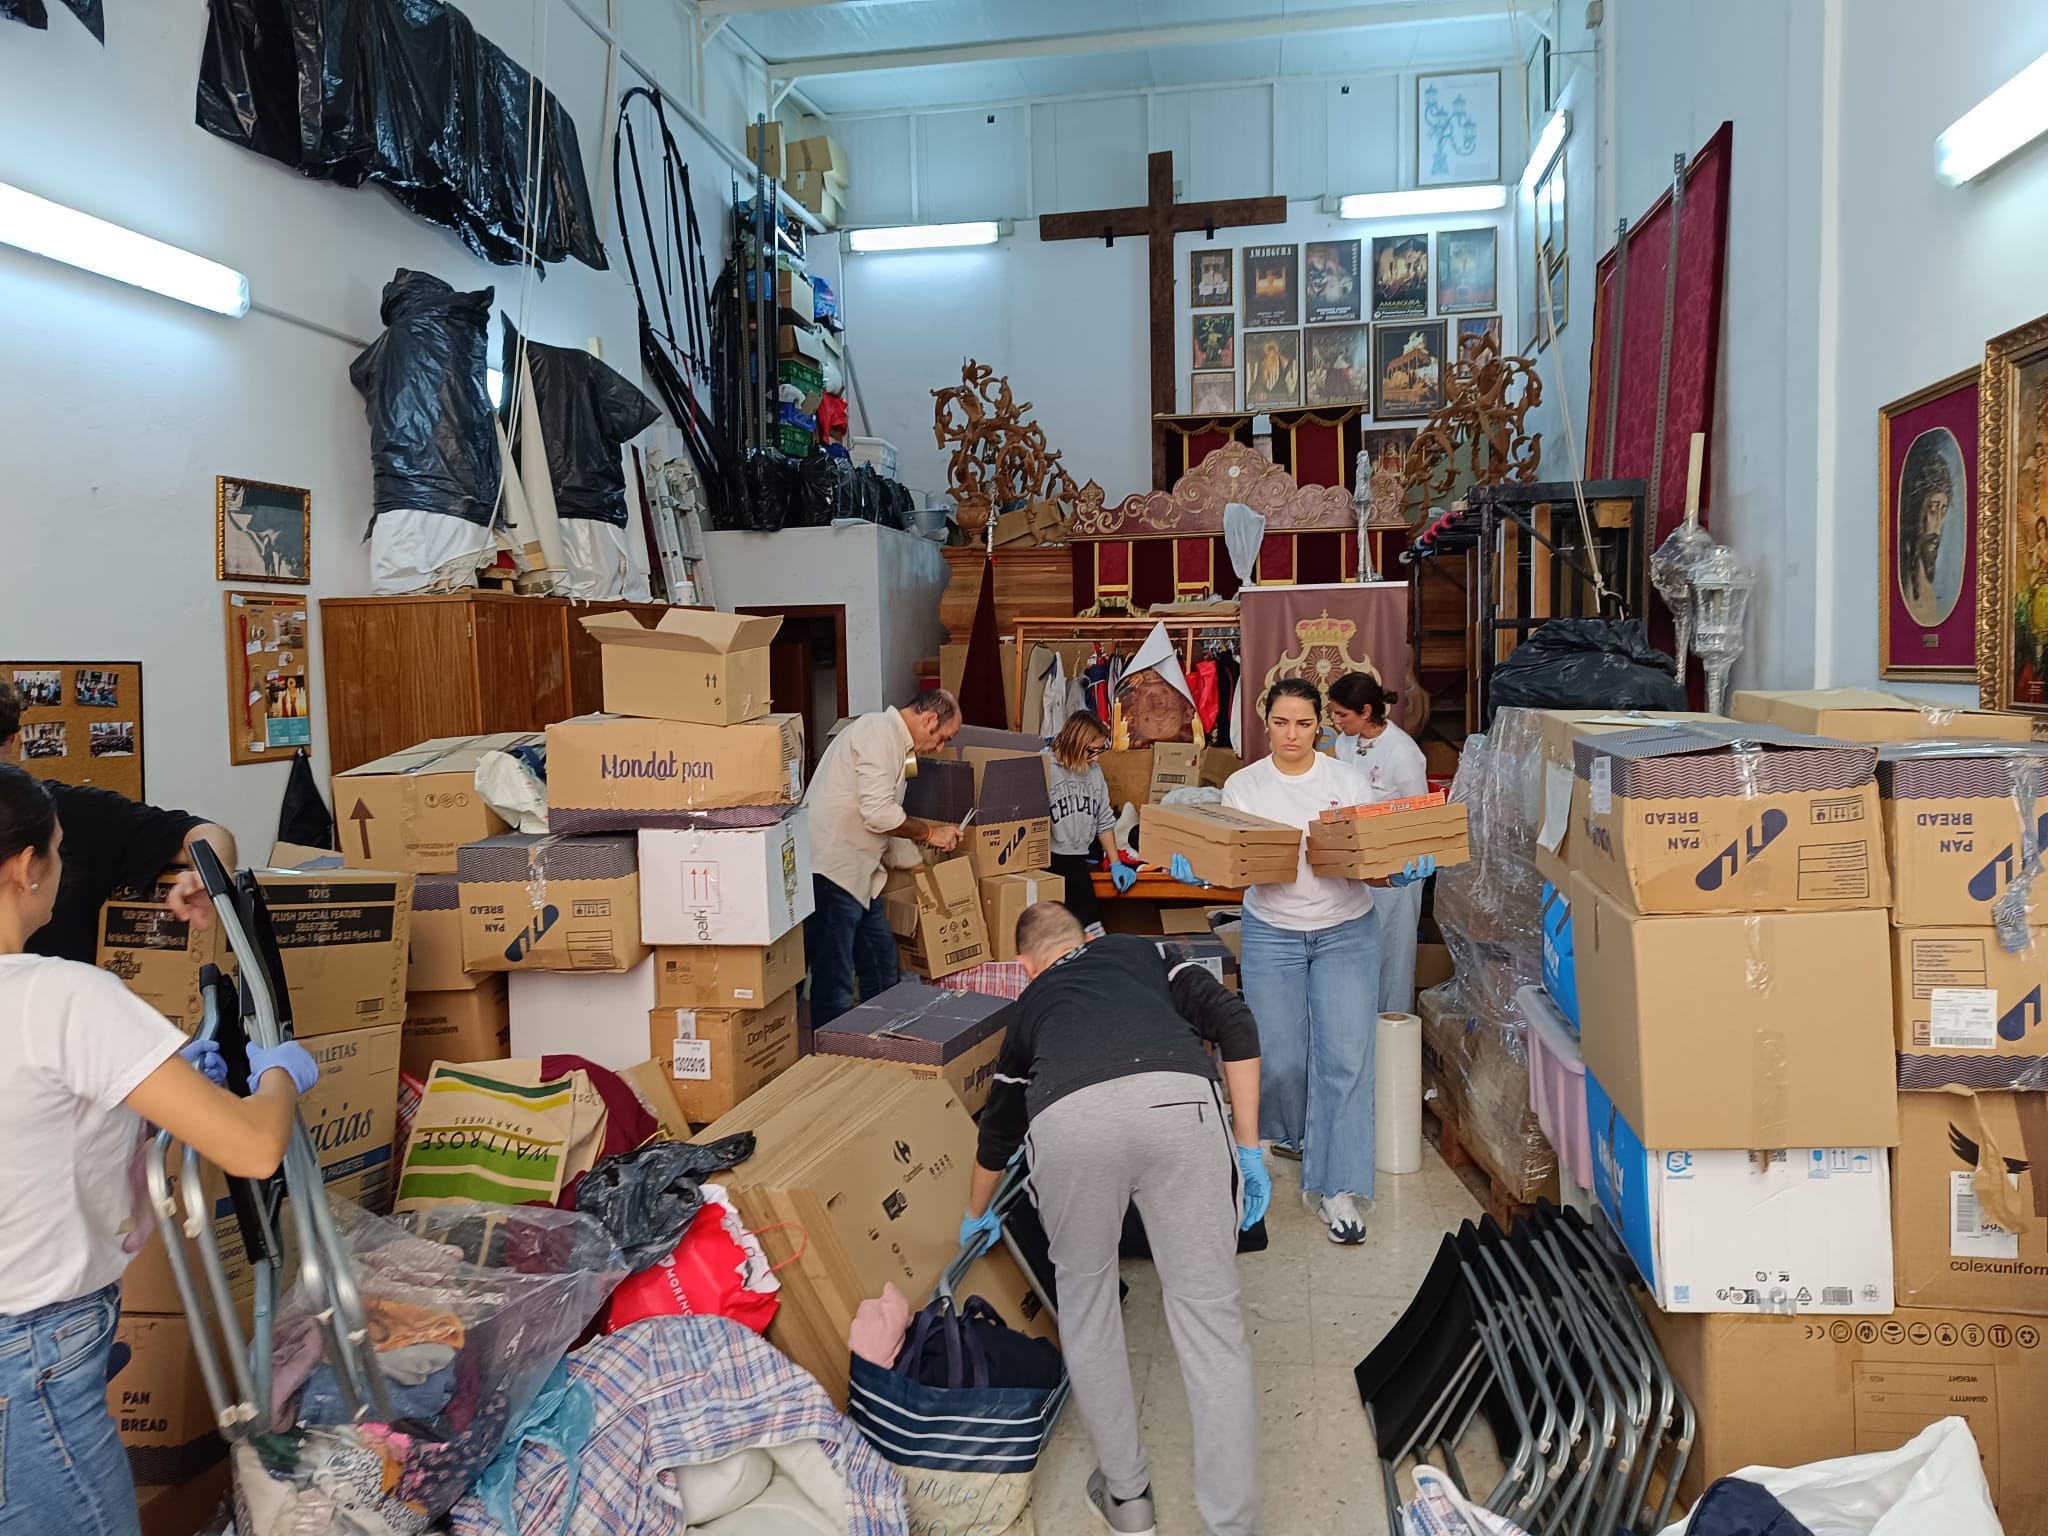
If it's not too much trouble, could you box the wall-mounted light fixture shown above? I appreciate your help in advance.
[0,180,250,317]
[1327,185,1508,219]
[845,221,1007,253]
[1937,49,2048,185]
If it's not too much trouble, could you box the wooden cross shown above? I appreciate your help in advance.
[1041,150,1284,488]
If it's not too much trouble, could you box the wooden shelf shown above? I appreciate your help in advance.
[1091,871,1246,903]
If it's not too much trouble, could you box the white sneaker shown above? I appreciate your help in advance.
[1087,1469,1158,1535]
[1318,1192,1369,1245]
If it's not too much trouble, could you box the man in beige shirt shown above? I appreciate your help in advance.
[805,688,963,1025]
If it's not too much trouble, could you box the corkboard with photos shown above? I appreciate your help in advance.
[4,660,145,798]
[223,591,313,767]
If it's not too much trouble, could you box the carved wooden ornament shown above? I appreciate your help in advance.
[1070,442,1356,540]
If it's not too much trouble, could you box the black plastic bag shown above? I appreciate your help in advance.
[349,270,499,529]
[575,1132,756,1271]
[2,0,101,37]
[736,449,801,532]
[502,320,661,525]
[1488,617,1687,713]
[277,749,336,851]
[796,448,841,526]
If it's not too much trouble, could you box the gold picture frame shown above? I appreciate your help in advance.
[216,475,312,584]
[1975,311,2048,715]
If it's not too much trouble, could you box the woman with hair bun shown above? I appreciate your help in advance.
[1326,671,1431,1012]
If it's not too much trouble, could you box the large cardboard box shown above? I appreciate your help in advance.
[745,119,783,176]
[109,1313,224,1491]
[886,857,991,980]
[331,733,536,872]
[902,755,975,826]
[1530,710,1725,887]
[815,980,1012,1115]
[406,871,478,993]
[1567,721,1888,915]
[787,133,849,181]
[509,955,659,1069]
[1891,928,2048,1091]
[638,813,814,946]
[255,867,413,1037]
[121,1023,401,1312]
[1893,1090,2048,1314]
[580,608,779,725]
[1570,874,1898,1148]
[1139,803,1301,886]
[654,927,806,1010]
[457,833,648,973]
[1586,1069,1892,1313]
[1149,743,1201,800]
[1100,749,1155,814]
[545,713,805,835]
[694,1057,1055,1407]
[1646,1306,2048,1527]
[962,755,1054,880]
[648,987,801,1124]
[401,977,509,1079]
[98,877,232,1031]
[1879,742,2048,929]
[1307,801,1471,879]
[979,869,1059,961]
[1731,687,2036,743]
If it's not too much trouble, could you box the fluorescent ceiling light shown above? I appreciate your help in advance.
[1522,108,1571,188]
[1937,48,2048,184]
[1334,185,1508,219]
[846,221,1002,253]
[0,179,249,317]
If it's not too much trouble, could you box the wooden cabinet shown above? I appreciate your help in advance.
[320,593,670,773]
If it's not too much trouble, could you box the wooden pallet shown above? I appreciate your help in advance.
[1425,1101,1555,1229]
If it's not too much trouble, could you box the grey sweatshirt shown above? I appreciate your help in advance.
[1045,756,1116,857]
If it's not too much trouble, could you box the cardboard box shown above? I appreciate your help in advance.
[695,1057,1056,1407]
[1891,928,2048,1091]
[109,1314,224,1491]
[638,813,814,947]
[1731,687,2036,743]
[1156,934,1240,992]
[580,609,780,725]
[1530,711,1727,887]
[962,753,1054,880]
[545,712,805,835]
[1879,742,2048,928]
[1569,873,1898,1148]
[401,977,509,1079]
[788,133,849,181]
[509,955,659,1070]
[990,501,1064,549]
[138,1465,232,1536]
[746,120,783,176]
[254,867,413,1037]
[902,755,976,826]
[1893,1090,2048,1314]
[816,981,1012,1114]
[979,869,1058,961]
[98,877,232,1031]
[788,169,844,227]
[1586,1069,1892,1313]
[458,833,647,973]
[654,927,806,1010]
[122,1024,401,1312]
[649,987,801,1124]
[621,1057,694,1141]
[1139,803,1301,886]
[1306,801,1471,879]
[406,871,478,993]
[331,733,536,873]
[1567,720,1888,915]
[1646,1306,2048,1527]
[1099,748,1154,814]
[1149,742,1201,800]
[887,857,991,980]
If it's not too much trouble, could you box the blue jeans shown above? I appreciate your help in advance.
[0,1284,139,1536]
[806,874,899,1028]
[1239,906,1383,1200]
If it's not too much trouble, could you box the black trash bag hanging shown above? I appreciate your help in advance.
[1488,617,1688,714]
[2,0,101,39]
[349,270,500,530]
[277,749,336,851]
[501,320,661,525]
[196,0,605,271]
[575,1133,757,1272]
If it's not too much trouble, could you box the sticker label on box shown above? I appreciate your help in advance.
[673,1038,713,1081]
[1589,758,1612,816]
[1950,1169,2021,1259]
[1539,761,1573,851]
[682,864,720,913]
[1930,988,1998,1050]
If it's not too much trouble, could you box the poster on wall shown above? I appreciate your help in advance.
[1436,227,1497,314]
[217,476,312,584]
[1242,245,1299,328]
[224,591,313,766]
[1190,371,1237,415]
[1371,234,1430,319]
[1453,316,1503,380]
[1,661,144,798]
[1192,312,1236,371]
[1304,325,1371,408]
[1189,248,1234,309]
[1417,69,1501,187]
[1243,331,1302,410]
[1372,321,1447,420]
[1880,368,1978,681]
[1978,313,2048,712]
[1304,240,1362,324]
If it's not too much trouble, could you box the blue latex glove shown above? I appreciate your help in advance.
[1236,1145,1271,1231]
[1168,854,1208,888]
[960,1206,1003,1259]
[1389,853,1437,889]
[179,1037,226,1087]
[246,1040,319,1096]
[1109,860,1137,893]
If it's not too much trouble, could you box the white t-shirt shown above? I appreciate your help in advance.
[1336,722,1432,802]
[1222,754,1375,932]
[0,955,186,1314]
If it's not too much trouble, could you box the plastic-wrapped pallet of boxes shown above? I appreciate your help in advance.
[1417,708,1559,1204]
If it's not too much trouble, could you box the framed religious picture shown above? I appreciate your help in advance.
[1242,245,1299,328]
[1879,368,1978,680]
[1243,330,1303,411]
[1371,234,1430,319]
[217,475,311,584]
[1304,239,1363,324]
[1192,312,1236,371]
[1417,70,1501,187]
[1189,247,1234,309]
[1977,313,2048,713]
[1453,316,1503,381]
[1372,321,1447,420]
[1304,324,1372,408]
[1436,227,1497,314]
[1190,371,1237,415]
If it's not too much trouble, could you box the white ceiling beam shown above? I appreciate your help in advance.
[700,0,890,17]
[766,1,1524,82]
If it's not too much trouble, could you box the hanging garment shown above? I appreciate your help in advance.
[1031,649,1067,742]
[1189,660,1221,734]
[502,321,662,526]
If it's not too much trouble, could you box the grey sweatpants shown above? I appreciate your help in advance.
[1026,1071,1260,1535]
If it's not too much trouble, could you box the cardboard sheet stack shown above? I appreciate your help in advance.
[1307,792,1470,879]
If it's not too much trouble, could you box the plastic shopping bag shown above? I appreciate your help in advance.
[1653,1417,2001,1536]
[604,1182,782,1334]
[1402,1467,1534,1535]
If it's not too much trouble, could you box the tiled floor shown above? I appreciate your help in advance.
[1032,1146,1487,1534]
